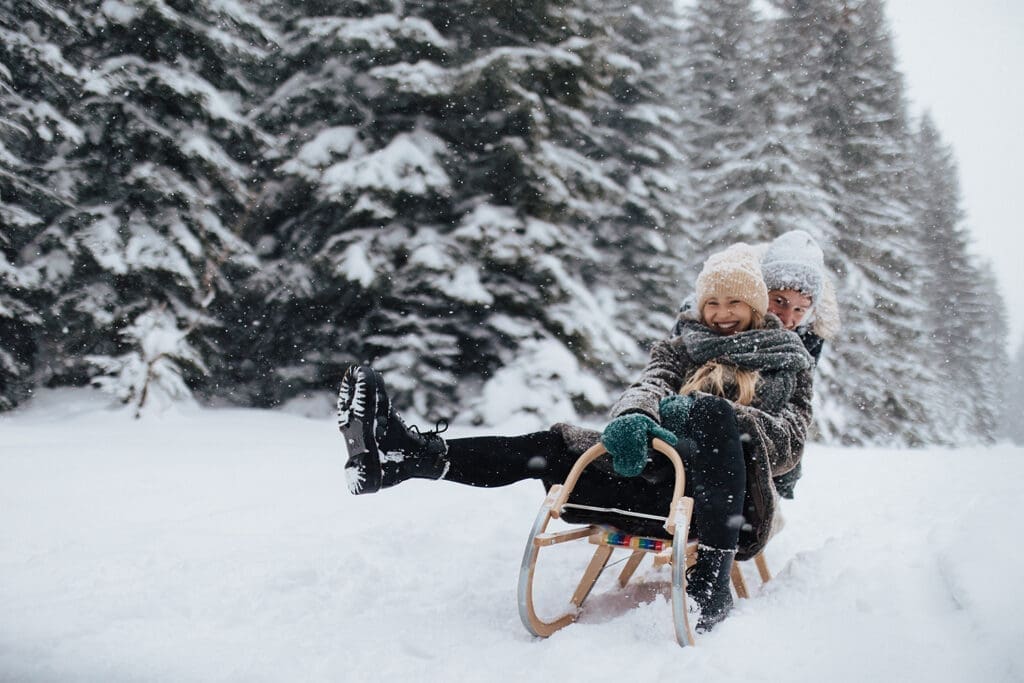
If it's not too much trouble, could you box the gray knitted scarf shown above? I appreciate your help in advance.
[677,319,812,412]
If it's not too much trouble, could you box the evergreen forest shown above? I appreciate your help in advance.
[0,0,1014,445]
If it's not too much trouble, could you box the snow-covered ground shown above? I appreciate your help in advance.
[2,390,1022,682]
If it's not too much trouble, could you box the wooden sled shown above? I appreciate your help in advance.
[517,439,772,647]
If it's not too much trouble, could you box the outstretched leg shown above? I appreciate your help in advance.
[444,430,573,487]
[338,365,576,494]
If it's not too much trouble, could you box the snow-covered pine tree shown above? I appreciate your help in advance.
[567,0,699,343]
[1005,338,1024,445]
[17,1,275,413]
[239,0,696,419]
[676,0,833,303]
[966,265,1009,440]
[670,0,835,442]
[679,0,771,256]
[909,114,1008,442]
[0,1,83,409]
[769,0,941,445]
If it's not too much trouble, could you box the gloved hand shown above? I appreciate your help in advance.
[601,413,678,477]
[659,394,695,435]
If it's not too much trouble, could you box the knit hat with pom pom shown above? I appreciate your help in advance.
[695,243,769,316]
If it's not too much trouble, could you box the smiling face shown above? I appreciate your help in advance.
[701,297,755,335]
[768,289,813,330]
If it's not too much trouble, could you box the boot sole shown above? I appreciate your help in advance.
[337,366,389,494]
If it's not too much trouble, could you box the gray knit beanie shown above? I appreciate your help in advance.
[761,230,826,302]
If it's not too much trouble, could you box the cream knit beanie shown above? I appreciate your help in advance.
[695,243,769,316]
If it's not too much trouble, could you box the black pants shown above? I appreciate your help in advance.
[444,396,746,549]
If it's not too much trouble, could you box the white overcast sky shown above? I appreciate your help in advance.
[885,0,1024,347]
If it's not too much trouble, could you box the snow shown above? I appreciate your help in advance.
[281,127,363,180]
[300,127,361,165]
[0,140,22,169]
[100,0,142,24]
[28,101,85,144]
[467,338,611,431]
[338,242,376,287]
[320,130,451,199]
[454,203,522,241]
[83,58,245,125]
[0,252,40,289]
[167,218,204,258]
[87,310,205,412]
[79,210,130,275]
[2,389,1022,681]
[406,233,448,270]
[369,60,453,97]
[434,264,493,306]
[538,254,642,366]
[123,220,197,287]
[101,0,273,58]
[194,210,259,270]
[181,134,249,183]
[298,15,451,52]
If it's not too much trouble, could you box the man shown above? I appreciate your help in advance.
[758,230,840,363]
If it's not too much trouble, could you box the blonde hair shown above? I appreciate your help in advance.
[680,309,766,406]
[679,362,759,405]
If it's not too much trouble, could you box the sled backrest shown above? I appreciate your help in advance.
[549,439,687,535]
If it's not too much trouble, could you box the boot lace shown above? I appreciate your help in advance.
[409,418,449,439]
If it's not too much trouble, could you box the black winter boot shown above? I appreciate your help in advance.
[687,545,736,632]
[337,366,448,495]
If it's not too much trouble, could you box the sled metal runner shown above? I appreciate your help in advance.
[517,439,772,647]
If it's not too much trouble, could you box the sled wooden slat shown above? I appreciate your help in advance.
[571,545,614,607]
[657,539,699,569]
[755,552,772,582]
[652,547,676,568]
[731,562,750,599]
[618,551,647,587]
[533,527,594,547]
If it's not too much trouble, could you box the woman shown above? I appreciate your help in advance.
[338,244,813,631]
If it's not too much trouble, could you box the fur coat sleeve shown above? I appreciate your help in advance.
[734,366,814,476]
[609,338,693,420]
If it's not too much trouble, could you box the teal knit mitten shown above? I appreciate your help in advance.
[601,414,678,477]
[659,394,696,436]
